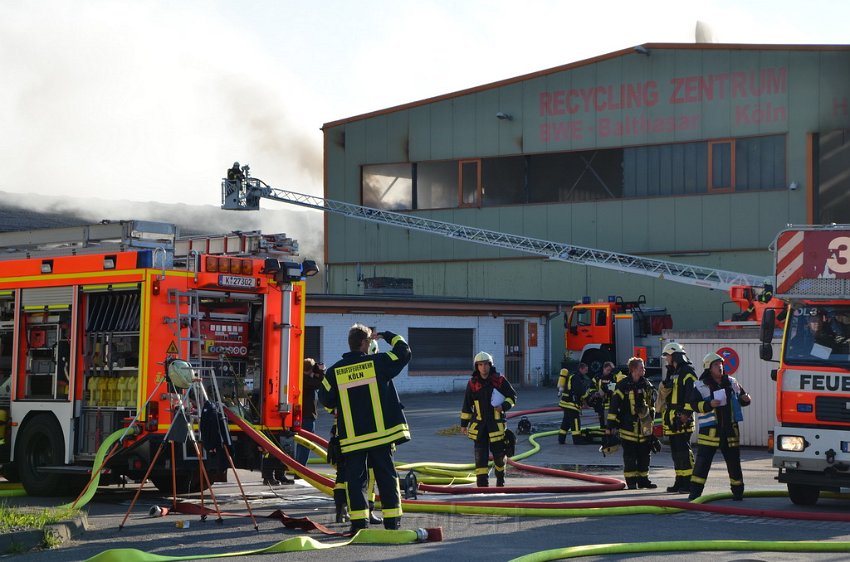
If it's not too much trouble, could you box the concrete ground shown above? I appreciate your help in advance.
[3,386,849,562]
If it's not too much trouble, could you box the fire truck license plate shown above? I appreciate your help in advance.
[218,275,258,289]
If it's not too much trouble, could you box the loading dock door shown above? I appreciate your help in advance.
[504,320,525,385]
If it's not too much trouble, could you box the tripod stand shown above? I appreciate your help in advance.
[119,370,224,530]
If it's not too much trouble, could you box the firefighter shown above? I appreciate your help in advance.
[606,357,657,489]
[460,352,517,487]
[592,361,624,429]
[688,352,752,501]
[227,161,244,182]
[659,342,697,493]
[319,324,411,532]
[556,363,592,444]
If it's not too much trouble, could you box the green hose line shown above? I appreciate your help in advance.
[84,528,429,562]
[508,540,850,562]
[61,427,129,509]
[0,483,26,497]
[400,502,680,518]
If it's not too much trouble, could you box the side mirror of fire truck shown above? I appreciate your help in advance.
[759,308,776,361]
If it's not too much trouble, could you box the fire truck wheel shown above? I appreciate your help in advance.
[15,414,65,496]
[787,483,820,506]
[149,470,210,495]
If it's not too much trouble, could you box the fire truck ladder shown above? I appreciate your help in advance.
[222,176,766,291]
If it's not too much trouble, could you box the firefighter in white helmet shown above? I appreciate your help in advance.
[460,352,517,487]
[659,342,697,493]
[688,352,752,501]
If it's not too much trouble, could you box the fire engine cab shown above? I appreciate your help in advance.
[0,220,316,496]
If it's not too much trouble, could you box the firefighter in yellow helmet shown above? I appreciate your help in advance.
[606,356,657,489]
[659,342,697,493]
[319,323,411,532]
[556,363,593,444]
[460,352,517,487]
[688,352,752,501]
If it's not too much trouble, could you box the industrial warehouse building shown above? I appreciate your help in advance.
[306,42,850,389]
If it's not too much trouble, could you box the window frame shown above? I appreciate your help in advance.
[458,159,482,208]
[708,140,735,193]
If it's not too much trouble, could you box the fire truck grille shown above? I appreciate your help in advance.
[786,278,850,298]
[815,396,850,424]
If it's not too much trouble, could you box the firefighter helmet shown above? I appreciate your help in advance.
[703,352,724,370]
[599,433,620,457]
[662,342,686,356]
[474,351,493,365]
[368,339,379,355]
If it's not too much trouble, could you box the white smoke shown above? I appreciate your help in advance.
[0,0,322,239]
[695,21,716,43]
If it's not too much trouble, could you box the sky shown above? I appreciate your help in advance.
[0,0,847,249]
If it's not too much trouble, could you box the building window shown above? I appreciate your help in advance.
[408,327,473,374]
[362,163,413,210]
[709,140,734,192]
[483,156,526,205]
[417,161,457,209]
[459,160,481,207]
[735,135,786,191]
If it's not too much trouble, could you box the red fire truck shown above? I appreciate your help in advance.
[759,225,850,505]
[0,220,316,496]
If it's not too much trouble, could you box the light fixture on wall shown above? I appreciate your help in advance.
[789,181,799,191]
[634,45,651,56]
[496,112,513,121]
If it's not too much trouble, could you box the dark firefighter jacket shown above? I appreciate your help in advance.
[607,376,655,443]
[557,368,592,411]
[661,363,697,435]
[319,331,411,454]
[689,373,750,447]
[460,367,517,442]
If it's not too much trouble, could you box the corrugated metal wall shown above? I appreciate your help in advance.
[662,333,781,447]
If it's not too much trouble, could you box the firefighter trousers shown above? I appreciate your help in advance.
[668,432,694,482]
[558,408,582,444]
[688,434,743,500]
[474,435,506,487]
[343,445,402,528]
[621,439,651,487]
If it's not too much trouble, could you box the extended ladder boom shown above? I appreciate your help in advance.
[222,175,766,290]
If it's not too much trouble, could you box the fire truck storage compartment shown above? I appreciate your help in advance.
[18,288,73,400]
[80,289,140,453]
[196,294,263,422]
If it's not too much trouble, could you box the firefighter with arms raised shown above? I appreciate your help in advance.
[460,352,517,487]
[319,323,411,532]
[658,342,697,493]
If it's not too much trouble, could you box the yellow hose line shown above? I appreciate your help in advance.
[509,540,850,562]
[61,427,128,510]
[84,528,428,562]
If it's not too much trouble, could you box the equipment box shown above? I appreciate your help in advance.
[81,409,134,455]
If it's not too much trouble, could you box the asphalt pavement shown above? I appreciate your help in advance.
[3,386,850,562]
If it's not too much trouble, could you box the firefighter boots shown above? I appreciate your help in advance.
[368,500,383,525]
[731,484,744,501]
[333,489,349,523]
[348,519,367,534]
[666,477,682,493]
[383,516,401,530]
[476,475,489,487]
[637,478,657,489]
[496,472,505,487]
